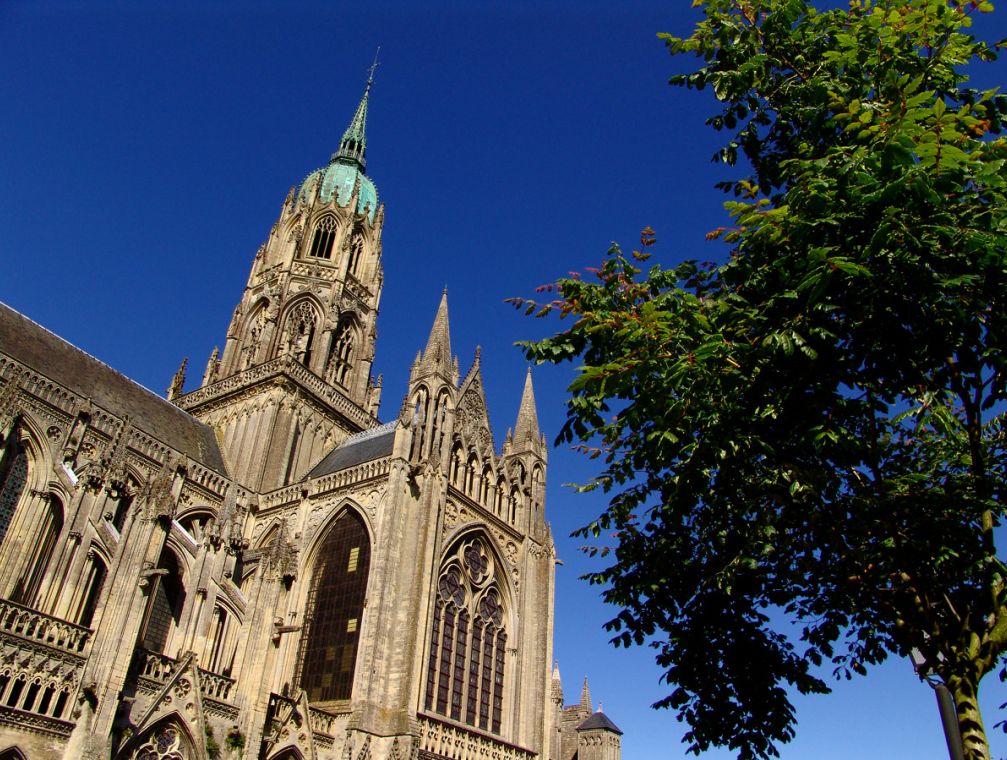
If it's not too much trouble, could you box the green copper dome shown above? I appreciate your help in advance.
[298,160,379,223]
[297,73,379,223]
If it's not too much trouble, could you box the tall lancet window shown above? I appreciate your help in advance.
[308,216,337,259]
[141,549,185,655]
[425,535,507,734]
[13,494,63,606]
[0,429,28,548]
[298,510,370,703]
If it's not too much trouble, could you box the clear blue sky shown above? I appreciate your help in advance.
[2,2,1006,758]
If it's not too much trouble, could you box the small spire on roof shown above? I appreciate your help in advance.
[513,367,541,443]
[167,358,188,402]
[420,290,453,375]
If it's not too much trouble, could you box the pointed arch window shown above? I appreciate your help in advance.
[425,535,507,733]
[465,454,480,497]
[284,302,318,366]
[123,720,195,760]
[297,510,370,703]
[13,494,63,606]
[206,604,238,676]
[327,318,355,387]
[140,549,185,654]
[450,442,464,487]
[479,466,494,506]
[73,548,107,628]
[308,217,337,259]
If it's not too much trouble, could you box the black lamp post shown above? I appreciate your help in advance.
[911,648,965,760]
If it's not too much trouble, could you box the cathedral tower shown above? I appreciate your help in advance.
[178,76,385,492]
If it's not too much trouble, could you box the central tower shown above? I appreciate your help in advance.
[179,77,385,491]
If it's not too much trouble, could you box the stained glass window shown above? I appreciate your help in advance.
[298,510,370,703]
[425,535,508,734]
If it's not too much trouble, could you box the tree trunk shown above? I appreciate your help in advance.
[947,674,989,760]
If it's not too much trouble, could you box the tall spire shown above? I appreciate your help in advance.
[580,676,592,710]
[513,367,541,443]
[420,289,453,375]
[333,51,379,171]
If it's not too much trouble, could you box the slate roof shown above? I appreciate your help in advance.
[0,302,227,475]
[576,711,623,735]
[309,421,397,477]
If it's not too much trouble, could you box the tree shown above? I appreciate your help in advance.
[513,2,1007,758]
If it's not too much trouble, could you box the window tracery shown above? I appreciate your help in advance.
[425,535,507,733]
[307,216,337,260]
[0,442,27,547]
[129,722,191,760]
[284,302,318,366]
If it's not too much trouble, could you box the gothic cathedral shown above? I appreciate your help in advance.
[0,76,622,760]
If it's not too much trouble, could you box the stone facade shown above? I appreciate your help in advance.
[0,77,622,760]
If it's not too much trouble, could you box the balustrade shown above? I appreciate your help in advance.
[134,649,235,703]
[417,714,535,760]
[0,598,91,655]
[308,705,346,737]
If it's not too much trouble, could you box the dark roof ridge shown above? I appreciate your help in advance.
[0,301,227,475]
[576,711,623,735]
[1,300,184,413]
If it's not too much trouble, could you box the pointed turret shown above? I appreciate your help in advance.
[514,367,541,444]
[167,358,187,402]
[552,661,564,704]
[332,60,376,171]
[420,289,454,376]
[580,676,592,711]
[505,367,547,463]
[202,346,219,387]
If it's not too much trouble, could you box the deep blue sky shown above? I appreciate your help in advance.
[2,2,1007,758]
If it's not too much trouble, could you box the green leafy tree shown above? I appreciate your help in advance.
[514,1,1007,758]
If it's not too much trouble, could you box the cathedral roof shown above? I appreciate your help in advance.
[0,302,227,474]
[576,710,623,735]
[308,420,397,477]
[297,75,379,222]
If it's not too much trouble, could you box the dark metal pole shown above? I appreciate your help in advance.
[933,682,965,760]
[911,649,966,760]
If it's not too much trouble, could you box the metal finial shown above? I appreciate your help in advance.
[368,47,381,86]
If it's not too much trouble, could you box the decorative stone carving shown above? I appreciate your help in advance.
[0,363,24,437]
[265,518,298,582]
[139,456,179,521]
[88,417,132,495]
